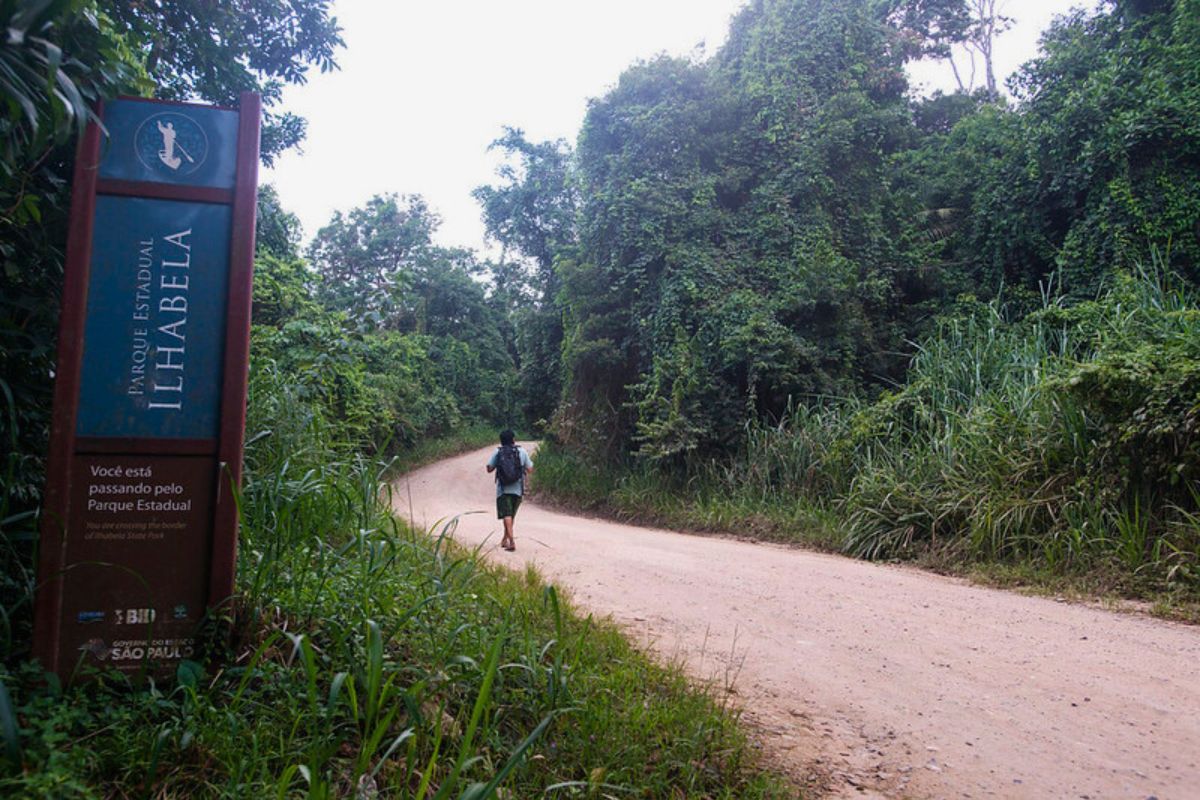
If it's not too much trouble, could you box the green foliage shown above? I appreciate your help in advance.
[295,194,521,437]
[252,252,320,327]
[255,184,303,261]
[474,128,578,277]
[920,0,1200,295]
[533,0,1200,471]
[832,263,1200,593]
[253,317,462,452]
[308,193,437,326]
[555,0,944,460]
[880,0,972,60]
[0,1,146,174]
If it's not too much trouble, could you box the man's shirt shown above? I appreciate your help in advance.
[487,446,533,497]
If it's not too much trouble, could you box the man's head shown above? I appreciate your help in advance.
[500,429,515,447]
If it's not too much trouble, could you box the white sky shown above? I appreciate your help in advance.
[266,0,1093,256]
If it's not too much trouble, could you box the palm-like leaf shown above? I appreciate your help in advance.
[0,1,143,172]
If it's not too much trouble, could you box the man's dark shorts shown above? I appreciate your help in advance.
[496,493,522,519]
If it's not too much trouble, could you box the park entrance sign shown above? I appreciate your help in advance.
[33,94,261,680]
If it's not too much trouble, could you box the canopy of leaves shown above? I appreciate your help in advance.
[308,193,438,326]
[0,1,146,178]
[915,0,1200,295]
[294,194,521,432]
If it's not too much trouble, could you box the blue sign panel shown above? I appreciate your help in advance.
[77,197,231,438]
[98,100,238,189]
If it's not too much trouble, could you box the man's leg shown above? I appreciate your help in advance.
[497,494,523,550]
[498,493,516,549]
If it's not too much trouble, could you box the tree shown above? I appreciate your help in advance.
[106,0,343,164]
[252,252,317,328]
[474,128,579,425]
[1,2,145,184]
[880,0,971,61]
[555,0,936,460]
[256,184,303,261]
[474,128,578,281]
[307,193,437,328]
[929,0,1200,295]
[947,0,1013,98]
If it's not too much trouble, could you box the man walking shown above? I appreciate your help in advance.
[486,430,533,551]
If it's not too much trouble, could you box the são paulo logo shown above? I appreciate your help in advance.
[134,112,208,177]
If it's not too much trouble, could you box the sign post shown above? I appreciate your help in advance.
[32,93,260,680]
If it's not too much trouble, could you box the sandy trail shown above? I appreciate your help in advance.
[394,446,1200,799]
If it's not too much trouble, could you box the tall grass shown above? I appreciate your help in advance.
[0,362,791,797]
[0,375,37,662]
[538,261,1200,603]
[833,264,1200,589]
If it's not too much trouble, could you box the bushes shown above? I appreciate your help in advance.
[813,264,1200,586]
[871,269,1198,583]
[250,249,520,455]
[250,315,501,453]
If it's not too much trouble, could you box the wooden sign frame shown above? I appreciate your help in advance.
[32,92,261,680]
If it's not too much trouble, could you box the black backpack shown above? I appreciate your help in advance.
[495,445,523,485]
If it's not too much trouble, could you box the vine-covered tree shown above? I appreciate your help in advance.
[555,0,939,460]
[474,128,578,425]
[914,0,1200,295]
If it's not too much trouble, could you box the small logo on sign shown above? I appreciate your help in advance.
[77,611,104,624]
[173,604,188,620]
[135,112,208,177]
[79,638,109,660]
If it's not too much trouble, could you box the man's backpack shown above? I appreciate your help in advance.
[495,445,523,485]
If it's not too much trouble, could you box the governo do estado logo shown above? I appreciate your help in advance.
[134,112,209,177]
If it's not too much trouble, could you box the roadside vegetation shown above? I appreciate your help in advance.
[536,263,1200,617]
[0,362,789,797]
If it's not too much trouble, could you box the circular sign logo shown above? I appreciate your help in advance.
[134,112,208,177]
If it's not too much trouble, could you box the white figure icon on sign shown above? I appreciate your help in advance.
[156,120,195,171]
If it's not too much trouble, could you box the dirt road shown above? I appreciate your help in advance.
[394,446,1200,799]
